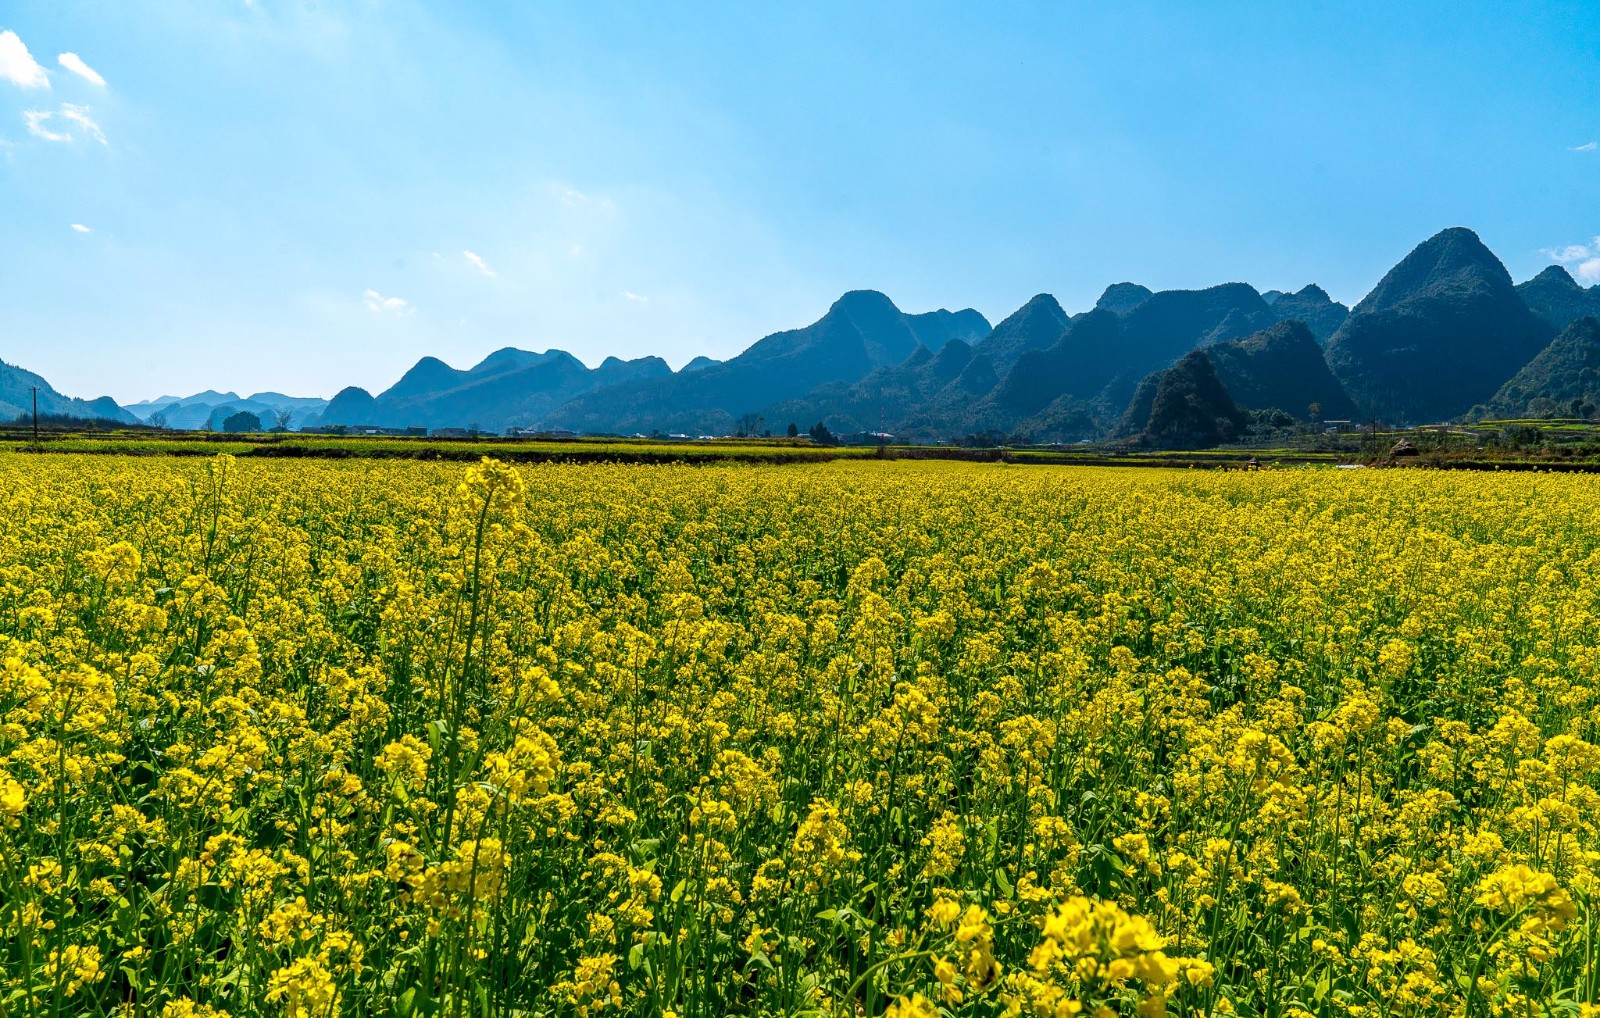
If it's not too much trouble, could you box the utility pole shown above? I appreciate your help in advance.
[31,386,38,444]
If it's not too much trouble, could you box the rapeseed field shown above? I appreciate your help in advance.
[2,454,1597,1017]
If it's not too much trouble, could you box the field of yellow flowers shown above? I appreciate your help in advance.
[2,453,1598,1018]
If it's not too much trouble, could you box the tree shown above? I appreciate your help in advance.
[148,410,169,430]
[808,421,836,445]
[1500,424,1541,447]
[222,410,263,433]
[272,410,294,432]
[786,422,798,438]
[735,412,765,438]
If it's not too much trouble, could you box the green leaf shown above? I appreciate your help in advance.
[632,837,662,859]
[995,866,1014,899]
[425,720,447,756]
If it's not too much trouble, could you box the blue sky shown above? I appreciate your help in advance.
[2,1,1599,403]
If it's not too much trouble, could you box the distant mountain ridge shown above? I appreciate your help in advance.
[1487,317,1600,419]
[1264,285,1348,344]
[1327,228,1552,422]
[0,357,135,425]
[924,282,1280,442]
[126,390,330,431]
[541,290,990,435]
[1515,266,1600,334]
[316,347,673,433]
[8,224,1590,446]
[1205,320,1357,420]
[766,337,998,437]
[976,294,1069,373]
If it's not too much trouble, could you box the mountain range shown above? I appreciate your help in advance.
[8,226,1600,446]
[125,391,330,431]
[0,358,135,425]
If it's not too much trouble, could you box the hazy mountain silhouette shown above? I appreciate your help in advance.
[85,225,1600,443]
[975,294,1070,372]
[1110,282,1278,394]
[126,390,328,429]
[151,399,276,430]
[138,389,241,407]
[1326,227,1551,422]
[1054,282,1275,416]
[320,387,377,424]
[0,357,136,424]
[1264,285,1348,344]
[975,308,1125,428]
[542,290,990,434]
[319,348,671,432]
[385,356,473,402]
[1094,282,1154,315]
[766,338,999,437]
[894,283,1275,442]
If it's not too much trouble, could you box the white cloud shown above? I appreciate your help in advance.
[1543,237,1600,284]
[59,103,106,143]
[23,103,106,144]
[462,250,495,277]
[70,223,91,233]
[57,52,105,87]
[622,291,649,302]
[363,289,415,316]
[555,183,616,211]
[1575,141,1598,152]
[1546,243,1595,263]
[23,109,69,142]
[0,31,49,89]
